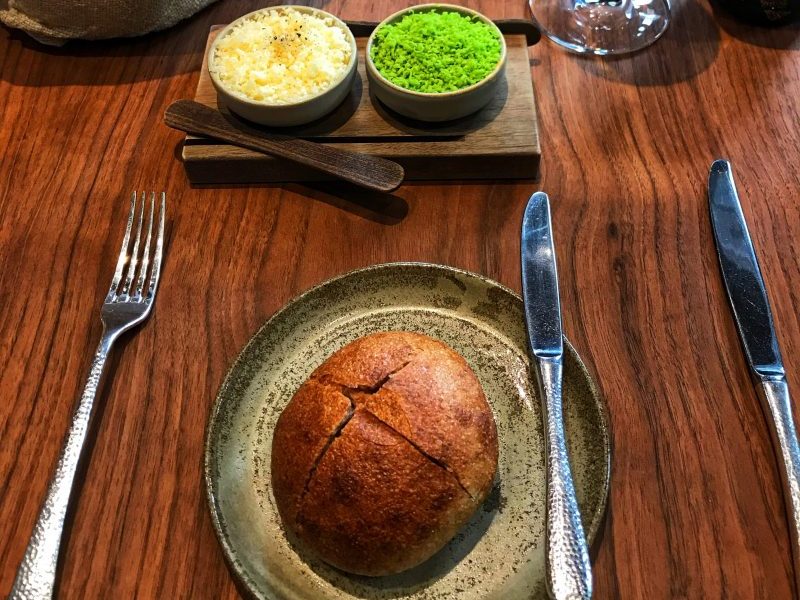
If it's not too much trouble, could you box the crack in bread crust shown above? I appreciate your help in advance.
[294,362,413,520]
[295,407,474,541]
[362,407,477,502]
[294,392,355,519]
[308,358,477,503]
[312,360,412,394]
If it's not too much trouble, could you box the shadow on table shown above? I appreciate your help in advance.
[0,13,208,86]
[0,0,332,86]
[576,0,721,86]
[708,5,800,49]
[286,182,409,226]
[185,175,409,226]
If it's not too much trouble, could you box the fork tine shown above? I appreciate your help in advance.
[107,193,137,300]
[147,192,166,300]
[133,192,156,301]
[120,193,145,298]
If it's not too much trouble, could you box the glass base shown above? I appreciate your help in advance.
[529,0,671,55]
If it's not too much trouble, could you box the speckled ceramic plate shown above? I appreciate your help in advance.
[205,262,611,600]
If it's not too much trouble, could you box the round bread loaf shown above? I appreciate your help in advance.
[271,331,498,576]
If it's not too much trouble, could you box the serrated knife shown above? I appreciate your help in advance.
[522,192,591,600]
[709,159,800,594]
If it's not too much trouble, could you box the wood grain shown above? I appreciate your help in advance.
[0,1,799,599]
[165,99,405,192]
[184,28,541,183]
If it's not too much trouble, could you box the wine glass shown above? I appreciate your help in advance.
[529,0,671,55]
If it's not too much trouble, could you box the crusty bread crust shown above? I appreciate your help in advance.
[270,331,499,576]
[297,409,476,575]
[271,380,351,524]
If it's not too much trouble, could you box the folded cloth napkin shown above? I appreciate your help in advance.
[0,0,218,45]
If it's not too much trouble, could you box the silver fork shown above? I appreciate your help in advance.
[10,192,166,600]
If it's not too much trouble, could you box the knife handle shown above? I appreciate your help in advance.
[757,377,800,596]
[537,358,592,600]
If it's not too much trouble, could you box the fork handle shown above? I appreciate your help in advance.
[10,333,116,600]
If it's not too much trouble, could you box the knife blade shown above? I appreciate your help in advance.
[708,159,800,595]
[708,159,784,377]
[522,192,563,360]
[521,192,591,600]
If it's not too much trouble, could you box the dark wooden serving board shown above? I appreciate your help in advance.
[182,22,541,184]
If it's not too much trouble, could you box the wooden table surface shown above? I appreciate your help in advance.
[1,1,799,598]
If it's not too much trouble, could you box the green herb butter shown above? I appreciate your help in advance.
[370,10,502,93]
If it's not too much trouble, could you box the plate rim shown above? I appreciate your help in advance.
[204,261,611,599]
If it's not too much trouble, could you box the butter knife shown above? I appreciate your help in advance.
[709,159,800,594]
[521,192,592,600]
